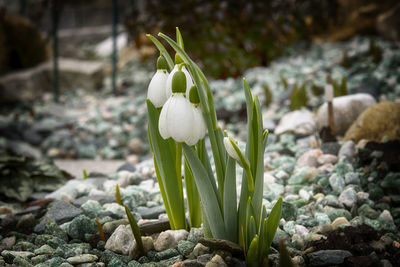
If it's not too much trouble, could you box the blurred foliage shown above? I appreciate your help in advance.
[263,84,272,108]
[328,76,348,97]
[125,0,338,78]
[290,82,307,111]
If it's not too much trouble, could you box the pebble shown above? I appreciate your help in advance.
[331,217,350,229]
[379,210,394,223]
[344,172,360,185]
[307,250,352,266]
[154,231,178,251]
[296,149,322,168]
[317,154,338,165]
[329,173,345,194]
[338,187,357,208]
[129,236,154,259]
[105,225,134,255]
[205,254,227,267]
[192,243,210,257]
[338,141,355,160]
[67,254,98,264]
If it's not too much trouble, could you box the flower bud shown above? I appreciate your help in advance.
[175,53,183,64]
[157,55,168,70]
[189,85,200,104]
[147,69,168,107]
[223,137,241,162]
[172,70,187,94]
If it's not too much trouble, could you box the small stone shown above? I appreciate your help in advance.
[338,187,357,209]
[129,236,154,259]
[338,141,355,160]
[281,201,298,221]
[321,142,341,156]
[81,200,104,218]
[66,215,97,240]
[187,228,204,244]
[344,172,360,185]
[297,149,322,168]
[299,189,311,201]
[314,212,331,226]
[102,219,129,234]
[34,245,54,255]
[356,192,369,204]
[317,154,338,165]
[307,250,352,266]
[128,138,143,154]
[323,206,352,221]
[275,170,289,180]
[155,248,179,261]
[379,210,394,223]
[0,236,16,251]
[192,243,209,257]
[13,256,33,267]
[155,231,177,251]
[67,254,98,264]
[331,217,350,229]
[1,250,34,262]
[177,240,195,256]
[205,254,227,267]
[329,173,345,194]
[358,204,379,219]
[105,225,134,255]
[283,221,296,235]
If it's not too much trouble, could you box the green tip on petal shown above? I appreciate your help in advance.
[172,70,186,93]
[189,85,200,104]
[175,53,184,64]
[157,55,168,70]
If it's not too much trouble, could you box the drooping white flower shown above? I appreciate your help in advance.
[185,106,206,146]
[159,94,194,143]
[165,65,193,98]
[147,69,168,107]
[147,54,169,107]
[224,137,241,162]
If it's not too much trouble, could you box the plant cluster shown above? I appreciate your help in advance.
[145,28,283,266]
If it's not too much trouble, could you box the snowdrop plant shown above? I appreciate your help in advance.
[146,28,282,266]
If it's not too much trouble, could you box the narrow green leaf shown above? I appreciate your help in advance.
[146,34,174,71]
[183,144,226,239]
[115,184,122,206]
[246,235,259,267]
[279,239,295,267]
[184,157,201,228]
[223,156,237,243]
[176,27,184,49]
[248,216,257,247]
[125,205,145,256]
[265,197,283,255]
[83,169,88,179]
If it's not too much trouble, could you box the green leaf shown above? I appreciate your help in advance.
[265,197,283,255]
[279,239,295,267]
[147,99,187,229]
[184,156,201,228]
[176,27,184,49]
[246,235,259,267]
[146,34,174,71]
[82,169,88,179]
[183,144,227,239]
[115,184,122,206]
[125,205,145,256]
[223,156,237,243]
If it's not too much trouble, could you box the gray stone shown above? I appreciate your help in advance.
[154,231,177,252]
[34,200,83,233]
[320,142,341,156]
[34,245,54,255]
[1,250,34,262]
[281,201,298,221]
[66,254,98,264]
[338,187,357,208]
[192,243,210,257]
[81,200,104,218]
[187,228,204,244]
[344,172,360,185]
[338,141,355,160]
[307,250,352,266]
[105,225,134,255]
[177,240,195,256]
[45,178,108,200]
[329,173,345,194]
[102,219,129,235]
[129,236,154,259]
[136,205,165,219]
[275,110,316,135]
[66,215,97,240]
[71,195,115,207]
[205,254,227,267]
[317,154,338,165]
[297,149,322,168]
[316,93,376,135]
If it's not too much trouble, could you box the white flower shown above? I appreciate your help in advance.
[185,106,206,146]
[223,137,241,162]
[159,94,194,143]
[147,69,169,107]
[166,65,193,98]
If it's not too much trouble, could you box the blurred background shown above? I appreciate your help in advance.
[0,0,399,174]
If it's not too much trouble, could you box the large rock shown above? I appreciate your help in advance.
[275,109,316,135]
[0,58,104,103]
[317,93,376,136]
[344,102,400,143]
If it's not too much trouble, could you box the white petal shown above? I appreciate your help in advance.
[166,94,194,143]
[185,106,206,146]
[182,67,194,96]
[158,98,172,139]
[148,70,169,108]
[224,137,241,162]
[165,65,178,99]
